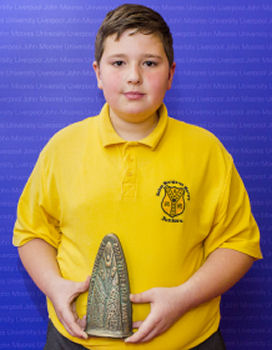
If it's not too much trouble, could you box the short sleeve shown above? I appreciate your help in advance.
[204,161,262,260]
[13,149,62,248]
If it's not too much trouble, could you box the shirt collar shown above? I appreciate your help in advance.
[98,103,168,150]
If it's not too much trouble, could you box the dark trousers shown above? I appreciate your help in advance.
[44,320,87,350]
[190,329,226,350]
[44,320,226,350]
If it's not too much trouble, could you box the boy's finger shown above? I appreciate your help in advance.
[130,290,153,304]
[136,325,161,343]
[78,314,87,329]
[76,275,91,294]
[61,308,88,339]
[65,320,88,339]
[82,275,91,289]
[125,314,156,343]
[132,320,143,328]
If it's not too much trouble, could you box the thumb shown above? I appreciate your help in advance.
[77,276,91,294]
[130,289,154,304]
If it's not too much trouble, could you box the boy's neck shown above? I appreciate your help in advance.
[109,111,159,141]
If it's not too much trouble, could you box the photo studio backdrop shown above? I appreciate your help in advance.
[0,0,271,348]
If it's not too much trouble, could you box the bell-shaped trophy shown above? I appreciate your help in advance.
[85,234,133,338]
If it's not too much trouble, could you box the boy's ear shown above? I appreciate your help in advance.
[167,62,176,90]
[93,61,103,90]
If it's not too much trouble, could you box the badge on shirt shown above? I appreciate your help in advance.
[157,180,190,223]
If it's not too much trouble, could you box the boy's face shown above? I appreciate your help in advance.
[93,30,175,126]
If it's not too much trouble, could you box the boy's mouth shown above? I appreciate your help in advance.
[124,91,145,100]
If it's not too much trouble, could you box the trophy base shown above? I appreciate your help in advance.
[86,328,133,339]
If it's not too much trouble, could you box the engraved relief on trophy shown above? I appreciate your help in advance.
[85,234,132,338]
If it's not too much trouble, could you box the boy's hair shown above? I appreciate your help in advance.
[95,4,174,67]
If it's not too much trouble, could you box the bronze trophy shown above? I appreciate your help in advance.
[85,234,133,338]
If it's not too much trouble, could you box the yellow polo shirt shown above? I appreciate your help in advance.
[13,104,262,349]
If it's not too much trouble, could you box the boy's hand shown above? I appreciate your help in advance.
[18,239,91,340]
[125,286,189,344]
[50,276,91,339]
[125,248,255,344]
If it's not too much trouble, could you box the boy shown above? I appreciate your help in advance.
[13,4,262,350]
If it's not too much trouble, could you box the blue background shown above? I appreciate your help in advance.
[0,0,271,348]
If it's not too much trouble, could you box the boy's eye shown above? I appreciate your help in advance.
[112,60,124,67]
[143,61,157,67]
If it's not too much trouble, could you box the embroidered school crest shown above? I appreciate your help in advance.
[156,181,190,223]
[162,185,185,217]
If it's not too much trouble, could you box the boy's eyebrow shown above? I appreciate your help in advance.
[143,54,163,60]
[106,53,163,60]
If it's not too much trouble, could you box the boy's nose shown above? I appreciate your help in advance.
[127,64,142,85]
